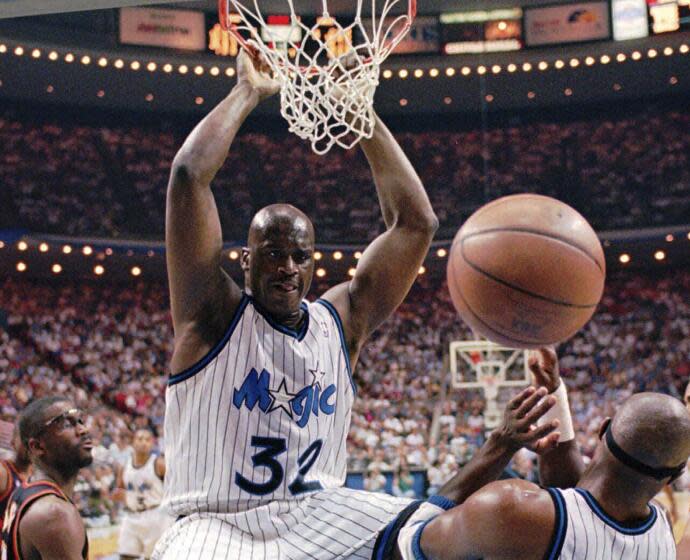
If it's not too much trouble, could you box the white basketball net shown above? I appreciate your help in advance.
[219,0,416,154]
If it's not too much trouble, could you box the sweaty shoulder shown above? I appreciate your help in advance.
[20,495,85,559]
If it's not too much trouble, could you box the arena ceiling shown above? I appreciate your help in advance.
[1,0,578,19]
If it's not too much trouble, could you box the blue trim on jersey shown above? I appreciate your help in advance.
[575,488,658,535]
[427,495,456,511]
[316,299,356,396]
[412,518,433,560]
[545,488,568,560]
[248,295,310,341]
[168,295,250,386]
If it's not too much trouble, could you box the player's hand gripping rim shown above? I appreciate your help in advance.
[494,386,560,454]
[237,44,281,102]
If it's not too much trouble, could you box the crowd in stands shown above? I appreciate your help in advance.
[0,266,688,513]
[1,104,689,242]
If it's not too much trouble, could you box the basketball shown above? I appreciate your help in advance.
[447,194,606,349]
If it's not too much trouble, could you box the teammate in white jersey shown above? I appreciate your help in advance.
[155,43,440,559]
[393,391,690,560]
[115,429,173,559]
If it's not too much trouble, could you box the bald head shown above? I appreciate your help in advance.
[248,204,314,247]
[610,392,690,471]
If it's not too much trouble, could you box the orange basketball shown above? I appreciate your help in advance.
[447,194,606,349]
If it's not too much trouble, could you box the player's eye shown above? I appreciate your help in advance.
[294,251,311,264]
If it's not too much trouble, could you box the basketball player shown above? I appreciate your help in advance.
[114,428,173,559]
[675,381,690,558]
[1,396,92,559]
[0,427,31,520]
[391,391,690,560]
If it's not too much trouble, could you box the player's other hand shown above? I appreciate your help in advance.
[494,386,560,454]
[528,347,561,393]
[237,47,280,101]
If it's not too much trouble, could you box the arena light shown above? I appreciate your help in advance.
[98,57,108,67]
[16,262,26,272]
[687,231,690,240]
[97,90,105,98]
[354,251,362,260]
[663,47,673,56]
[94,265,105,276]
[225,67,235,77]
[228,250,239,260]
[314,251,323,261]
[316,268,326,277]
[429,68,439,78]
[145,93,154,102]
[81,55,91,65]
[554,60,564,69]
[399,98,408,106]
[444,97,452,105]
[348,268,356,277]
[491,65,501,74]
[147,62,157,72]
[131,266,142,277]
[194,65,204,75]
[585,56,595,66]
[163,63,173,73]
[147,250,155,258]
[665,234,674,242]
[485,94,494,102]
[114,59,124,69]
[461,66,471,76]
[538,61,548,71]
[413,69,424,78]
[654,250,665,261]
[105,248,113,256]
[51,264,62,274]
[14,46,24,56]
[333,251,343,260]
[195,97,204,105]
[382,69,393,79]
[0,44,6,54]
[418,266,426,275]
[616,53,626,63]
[436,248,447,258]
[398,69,409,79]
[619,253,631,264]
[631,51,641,60]
[670,76,678,85]
[38,242,49,253]
[569,58,579,68]
[522,62,532,72]
[507,63,517,73]
[477,65,487,75]
[445,68,456,77]
[600,54,611,64]
[179,64,189,75]
[64,53,76,63]
[680,44,689,54]
[527,91,536,99]
[62,245,72,254]
[564,88,573,96]
[647,49,658,58]
[613,83,622,91]
[0,241,4,249]
[17,241,27,251]
[31,48,41,59]
[131,60,141,70]
[46,85,54,93]
[210,66,220,76]
[82,245,93,256]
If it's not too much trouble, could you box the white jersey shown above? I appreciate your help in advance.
[546,487,676,559]
[123,453,165,512]
[163,295,356,516]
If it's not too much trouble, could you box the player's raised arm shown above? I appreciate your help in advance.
[166,50,279,373]
[322,114,438,355]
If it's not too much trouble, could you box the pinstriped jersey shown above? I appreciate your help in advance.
[163,294,356,516]
[545,488,676,559]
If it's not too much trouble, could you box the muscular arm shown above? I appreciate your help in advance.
[420,480,555,560]
[20,497,86,560]
[322,115,438,360]
[0,462,9,497]
[167,51,278,374]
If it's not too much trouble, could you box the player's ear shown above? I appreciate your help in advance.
[240,247,250,272]
[27,436,45,458]
[598,417,612,440]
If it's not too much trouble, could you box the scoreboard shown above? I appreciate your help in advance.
[440,9,523,54]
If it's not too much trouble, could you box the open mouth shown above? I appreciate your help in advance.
[81,440,93,450]
[274,282,298,293]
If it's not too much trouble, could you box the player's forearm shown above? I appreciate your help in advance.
[360,114,438,233]
[538,441,585,488]
[171,82,260,189]
[436,431,514,504]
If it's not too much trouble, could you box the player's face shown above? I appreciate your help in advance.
[133,430,154,455]
[245,220,314,318]
[35,403,93,473]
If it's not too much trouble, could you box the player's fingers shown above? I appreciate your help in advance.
[519,394,557,427]
[507,386,536,410]
[515,386,548,418]
[532,432,560,454]
[523,419,559,442]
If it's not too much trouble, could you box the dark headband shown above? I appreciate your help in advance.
[605,422,686,481]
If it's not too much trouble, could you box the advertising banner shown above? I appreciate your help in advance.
[120,7,206,51]
[524,2,610,46]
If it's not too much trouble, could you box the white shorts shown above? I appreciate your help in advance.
[152,487,412,560]
[119,507,176,558]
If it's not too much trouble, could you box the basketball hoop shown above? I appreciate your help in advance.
[218,0,417,154]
